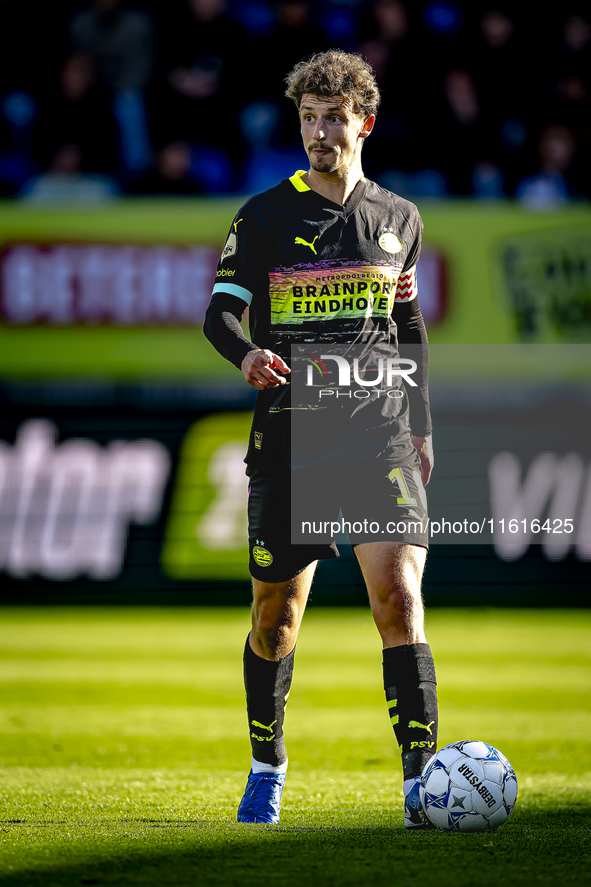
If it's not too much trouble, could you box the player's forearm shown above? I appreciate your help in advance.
[204,294,258,370]
[411,433,434,485]
[395,298,432,436]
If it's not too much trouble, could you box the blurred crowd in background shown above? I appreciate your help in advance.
[0,0,589,205]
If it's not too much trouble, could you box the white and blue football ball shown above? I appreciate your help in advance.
[419,740,518,832]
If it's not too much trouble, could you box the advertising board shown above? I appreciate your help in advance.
[0,371,588,604]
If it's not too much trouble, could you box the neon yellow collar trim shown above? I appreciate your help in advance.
[289,170,310,192]
[289,169,367,193]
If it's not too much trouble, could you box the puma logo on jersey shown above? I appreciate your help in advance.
[408,720,435,734]
[233,218,243,232]
[295,235,319,254]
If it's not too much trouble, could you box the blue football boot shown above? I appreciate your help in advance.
[237,770,286,824]
[404,777,435,829]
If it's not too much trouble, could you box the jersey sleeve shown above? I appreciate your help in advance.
[203,293,258,370]
[211,201,269,307]
[394,297,432,436]
[393,210,430,435]
[394,211,423,304]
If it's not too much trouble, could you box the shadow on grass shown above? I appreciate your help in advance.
[2,810,590,887]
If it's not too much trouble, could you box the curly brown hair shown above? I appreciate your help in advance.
[285,50,380,118]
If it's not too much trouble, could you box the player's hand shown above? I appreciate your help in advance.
[412,434,434,486]
[241,349,290,390]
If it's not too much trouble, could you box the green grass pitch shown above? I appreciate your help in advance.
[0,606,589,886]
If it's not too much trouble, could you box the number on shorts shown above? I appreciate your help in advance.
[388,467,417,506]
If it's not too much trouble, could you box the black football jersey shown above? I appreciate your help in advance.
[211,171,424,467]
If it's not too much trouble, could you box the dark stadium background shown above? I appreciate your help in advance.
[1,0,590,200]
[0,0,589,606]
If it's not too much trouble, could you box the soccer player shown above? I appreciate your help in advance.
[204,50,437,828]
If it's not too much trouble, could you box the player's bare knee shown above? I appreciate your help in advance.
[251,619,295,660]
[251,576,306,656]
[376,585,408,624]
[373,584,425,640]
[251,599,298,660]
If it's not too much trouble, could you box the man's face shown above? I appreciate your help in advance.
[300,94,373,174]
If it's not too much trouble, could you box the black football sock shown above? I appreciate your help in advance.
[243,636,294,767]
[383,643,438,780]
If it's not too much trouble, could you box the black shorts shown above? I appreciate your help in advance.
[247,449,428,582]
